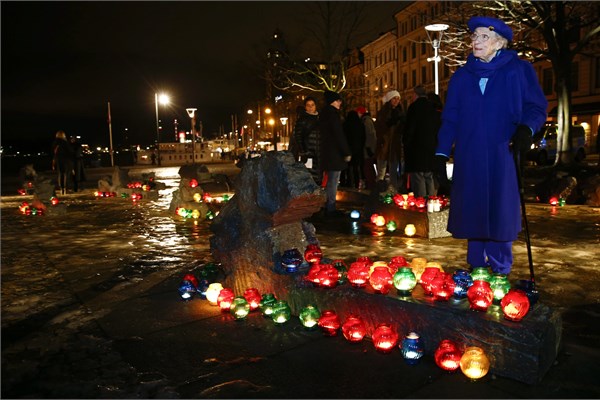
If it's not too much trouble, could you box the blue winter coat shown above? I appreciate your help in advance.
[436,50,547,241]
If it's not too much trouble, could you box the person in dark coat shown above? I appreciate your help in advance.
[403,85,440,197]
[356,106,377,190]
[342,110,366,189]
[70,136,86,192]
[51,130,74,195]
[375,90,405,193]
[319,90,351,215]
[434,16,547,275]
[290,97,321,183]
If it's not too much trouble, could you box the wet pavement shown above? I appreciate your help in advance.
[1,163,600,398]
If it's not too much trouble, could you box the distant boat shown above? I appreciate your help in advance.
[136,139,238,165]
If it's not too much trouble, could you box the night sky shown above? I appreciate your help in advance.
[1,1,403,151]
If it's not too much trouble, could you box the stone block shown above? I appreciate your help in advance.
[368,203,451,238]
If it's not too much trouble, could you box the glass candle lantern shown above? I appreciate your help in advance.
[459,347,490,380]
[189,178,198,188]
[372,323,399,354]
[467,280,494,311]
[389,256,409,269]
[350,210,361,220]
[317,310,341,336]
[410,257,428,281]
[217,288,235,312]
[271,300,292,324]
[182,274,198,289]
[500,289,530,322]
[306,263,323,285]
[341,314,367,342]
[393,193,405,207]
[356,256,374,267]
[316,264,339,288]
[370,213,380,224]
[382,193,393,204]
[489,274,511,302]
[230,296,250,320]
[205,283,224,305]
[434,339,463,371]
[400,332,424,365]
[304,244,323,264]
[243,288,261,311]
[369,266,393,294]
[178,280,197,300]
[393,267,417,296]
[299,305,321,329]
[430,272,456,301]
[259,293,277,316]
[419,267,441,296]
[386,220,397,232]
[452,269,473,299]
[281,248,303,273]
[347,261,370,288]
[374,215,386,227]
[470,267,492,283]
[514,279,539,306]
[404,224,417,237]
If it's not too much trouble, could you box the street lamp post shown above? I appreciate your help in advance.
[154,92,170,166]
[186,108,197,165]
[280,117,288,150]
[425,23,449,95]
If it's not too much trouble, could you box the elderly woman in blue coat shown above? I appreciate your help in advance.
[434,16,547,275]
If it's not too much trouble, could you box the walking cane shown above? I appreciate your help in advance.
[512,148,536,284]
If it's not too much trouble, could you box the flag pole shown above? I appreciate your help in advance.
[108,101,114,167]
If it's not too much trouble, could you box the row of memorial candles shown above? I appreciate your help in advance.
[177,273,491,380]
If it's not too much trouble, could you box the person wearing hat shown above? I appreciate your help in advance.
[374,90,405,193]
[319,90,351,216]
[434,16,547,275]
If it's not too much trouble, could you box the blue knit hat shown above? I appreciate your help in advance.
[468,16,513,42]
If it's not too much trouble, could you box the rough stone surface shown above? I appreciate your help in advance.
[365,202,451,238]
[210,151,326,293]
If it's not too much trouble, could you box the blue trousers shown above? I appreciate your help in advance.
[467,239,513,274]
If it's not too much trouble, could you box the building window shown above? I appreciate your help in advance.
[543,68,553,95]
[403,47,407,63]
[389,71,394,86]
[421,41,427,56]
[411,42,416,59]
[570,62,579,92]
[412,69,417,87]
[422,66,427,84]
[403,72,408,89]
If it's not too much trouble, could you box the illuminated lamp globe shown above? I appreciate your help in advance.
[271,300,292,324]
[500,289,530,322]
[230,296,250,320]
[371,323,399,354]
[331,259,348,285]
[317,310,341,336]
[430,272,456,301]
[217,288,235,312]
[182,274,198,289]
[193,192,202,202]
[243,288,262,311]
[374,215,386,227]
[400,331,424,365]
[460,347,490,380]
[350,210,361,219]
[434,339,463,371]
[419,267,441,296]
[369,266,393,294]
[404,224,417,237]
[470,267,492,282]
[410,257,428,281]
[341,314,367,342]
[393,267,417,295]
[299,305,321,329]
[452,269,473,299]
[489,274,511,302]
[259,293,277,316]
[347,261,370,288]
[205,283,223,305]
[178,280,197,300]
[316,263,339,288]
[370,213,380,224]
[304,244,323,264]
[467,280,494,311]
[281,248,303,273]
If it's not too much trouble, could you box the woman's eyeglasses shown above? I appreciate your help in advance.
[470,33,492,42]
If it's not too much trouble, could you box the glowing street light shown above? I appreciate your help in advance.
[155,92,170,166]
[425,23,449,95]
[186,108,197,164]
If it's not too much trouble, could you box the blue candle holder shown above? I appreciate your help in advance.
[400,332,424,365]
[453,269,473,299]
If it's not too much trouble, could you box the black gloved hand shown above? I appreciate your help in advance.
[512,124,533,153]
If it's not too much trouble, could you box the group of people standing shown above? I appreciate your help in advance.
[290,15,548,277]
[51,130,86,194]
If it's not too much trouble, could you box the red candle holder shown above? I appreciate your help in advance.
[434,339,463,371]
[389,256,409,269]
[393,193,405,207]
[419,267,441,296]
[430,272,456,301]
[243,288,262,311]
[217,288,235,312]
[369,266,393,294]
[341,314,367,342]
[371,323,399,354]
[316,264,339,288]
[182,274,198,289]
[189,178,198,188]
[304,244,323,264]
[467,280,494,311]
[305,263,323,285]
[318,310,341,336]
[500,289,530,321]
[347,261,370,288]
